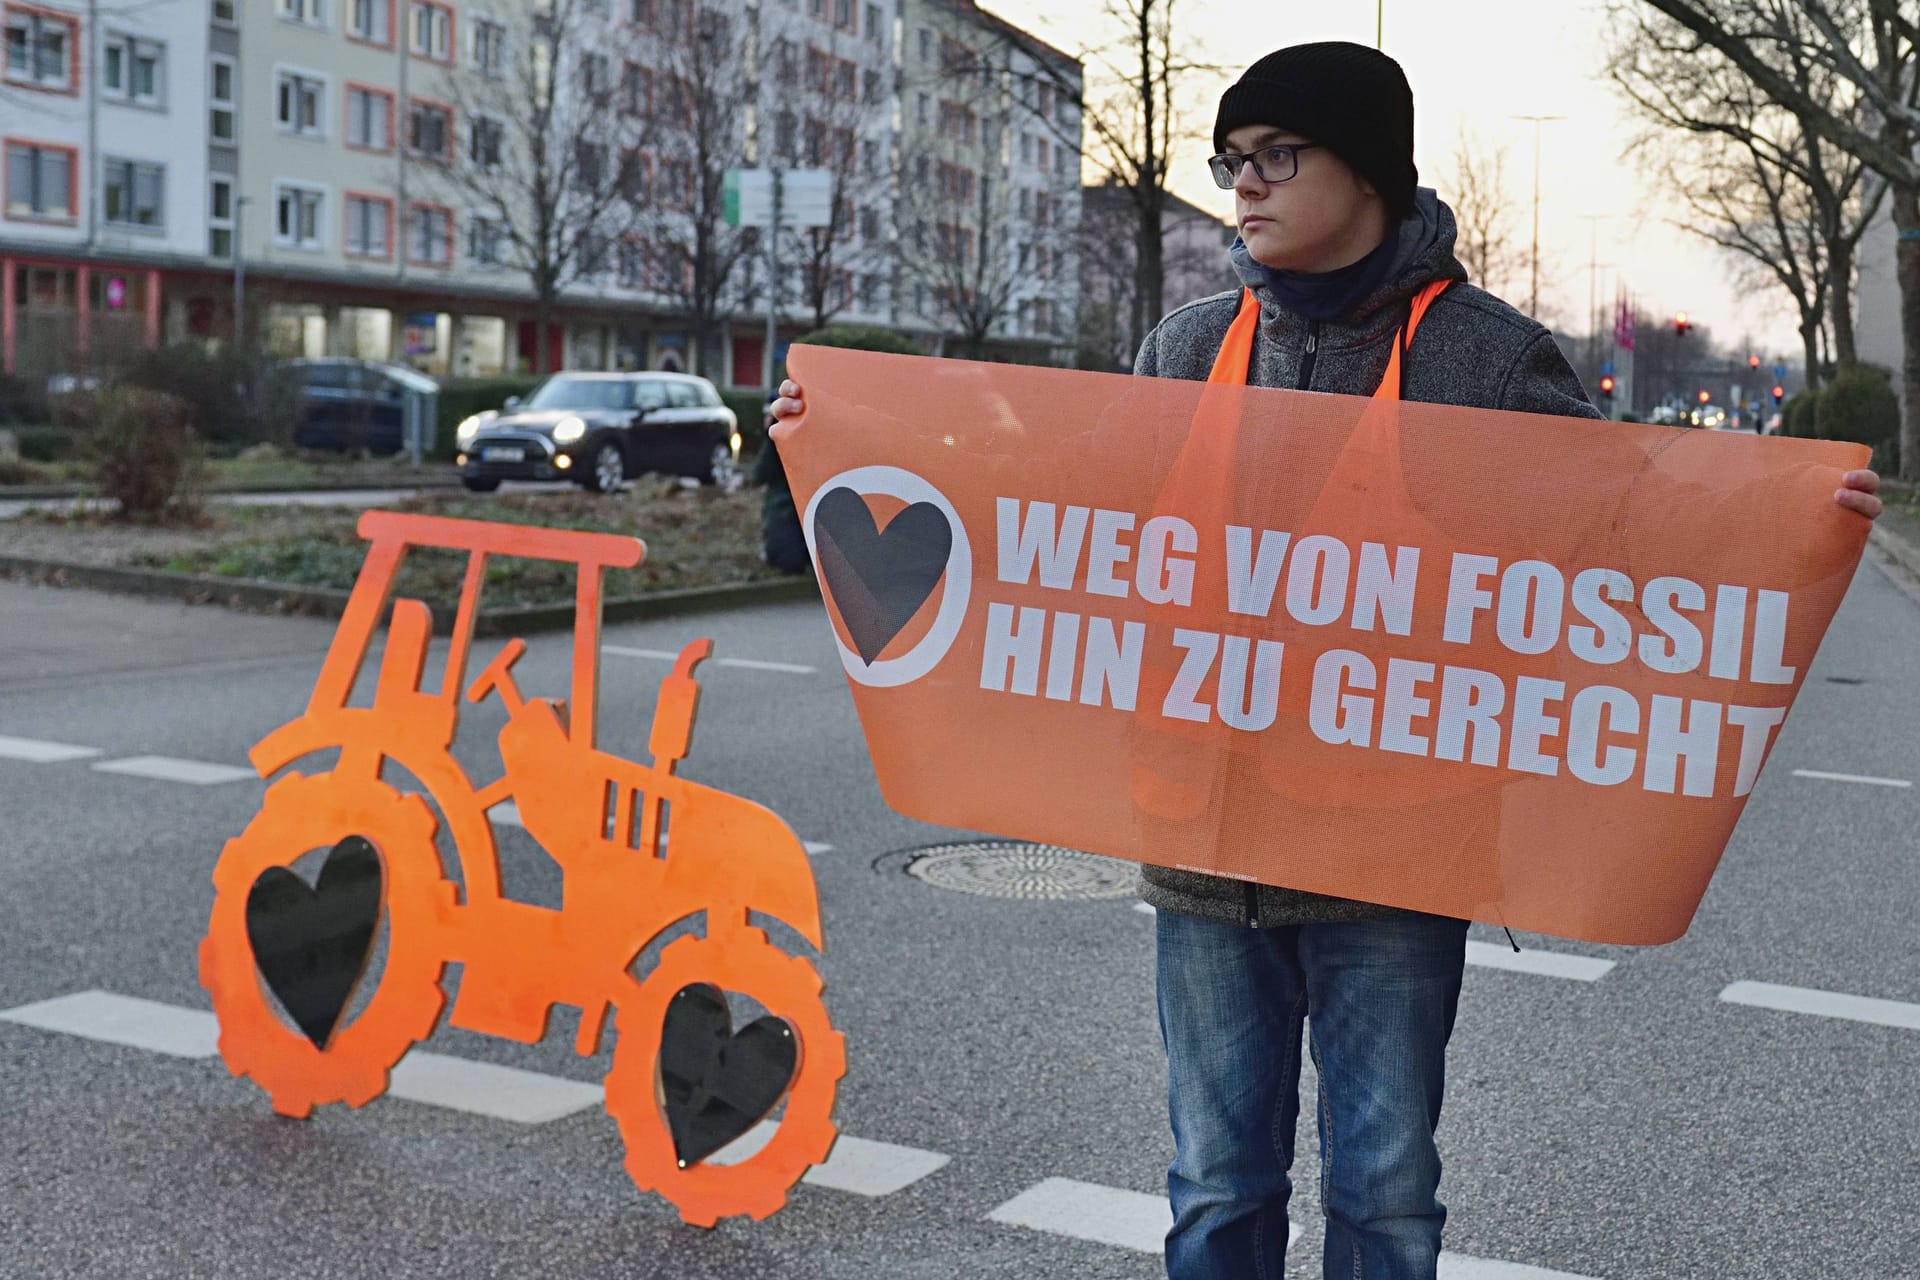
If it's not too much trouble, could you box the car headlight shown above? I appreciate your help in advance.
[456,414,483,442]
[552,416,587,443]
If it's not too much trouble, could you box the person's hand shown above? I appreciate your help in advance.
[1835,468,1882,520]
[771,379,806,424]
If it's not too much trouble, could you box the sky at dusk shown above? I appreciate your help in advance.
[982,0,1810,358]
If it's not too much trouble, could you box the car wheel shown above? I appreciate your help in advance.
[703,440,739,488]
[461,477,501,492]
[587,439,626,493]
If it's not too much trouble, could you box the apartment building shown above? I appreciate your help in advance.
[4,0,1079,382]
[3,0,213,374]
[894,0,1081,361]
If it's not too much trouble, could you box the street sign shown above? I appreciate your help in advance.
[723,169,833,229]
[1773,363,1787,380]
[1599,359,1614,376]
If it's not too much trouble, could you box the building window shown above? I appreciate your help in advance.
[407,99,452,163]
[581,51,608,96]
[617,239,645,288]
[348,0,390,43]
[209,56,237,144]
[574,140,606,190]
[621,62,651,115]
[277,0,326,26]
[409,1,453,61]
[273,181,326,249]
[916,27,929,62]
[346,84,393,150]
[102,34,165,106]
[469,114,503,169]
[468,214,506,267]
[833,0,853,29]
[407,202,452,264]
[276,70,327,137]
[208,176,234,257]
[211,0,238,26]
[5,6,76,92]
[471,16,506,76]
[3,139,75,220]
[915,92,928,127]
[865,3,880,42]
[103,159,165,228]
[345,193,392,257]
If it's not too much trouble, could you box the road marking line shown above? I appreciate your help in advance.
[803,841,833,855]
[386,1051,604,1123]
[488,801,524,828]
[987,1178,1174,1253]
[0,991,218,1059]
[1791,769,1912,789]
[1720,980,1920,1031]
[0,734,103,763]
[1134,902,1157,915]
[603,645,816,675]
[1437,1257,1602,1279]
[710,1120,950,1195]
[1465,941,1615,982]
[91,756,258,786]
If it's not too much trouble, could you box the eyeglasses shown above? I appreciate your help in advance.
[1207,143,1322,189]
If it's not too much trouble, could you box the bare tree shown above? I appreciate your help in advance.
[625,2,759,377]
[1445,126,1525,300]
[1631,0,1917,478]
[758,16,894,331]
[427,0,646,373]
[1610,1,1885,389]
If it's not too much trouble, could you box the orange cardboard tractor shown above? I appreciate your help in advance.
[198,509,844,1227]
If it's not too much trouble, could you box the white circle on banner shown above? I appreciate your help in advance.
[802,465,972,688]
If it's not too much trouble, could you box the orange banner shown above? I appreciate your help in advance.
[775,345,1871,945]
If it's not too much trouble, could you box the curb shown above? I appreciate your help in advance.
[0,474,463,502]
[0,553,819,633]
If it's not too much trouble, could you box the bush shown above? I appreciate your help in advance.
[792,324,925,356]
[1780,389,1819,439]
[116,345,296,453]
[436,376,544,460]
[75,387,204,521]
[721,389,771,455]
[0,373,48,425]
[1814,366,1900,469]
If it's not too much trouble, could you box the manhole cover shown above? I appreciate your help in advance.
[899,841,1138,900]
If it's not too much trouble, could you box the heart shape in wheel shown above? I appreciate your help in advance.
[812,486,953,664]
[244,835,383,1049]
[659,983,799,1166]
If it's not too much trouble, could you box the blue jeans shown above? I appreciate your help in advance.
[1156,909,1470,1280]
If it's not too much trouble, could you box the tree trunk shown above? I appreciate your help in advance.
[1139,195,1165,335]
[1799,319,1821,397]
[1827,238,1858,373]
[534,296,555,374]
[1897,181,1920,481]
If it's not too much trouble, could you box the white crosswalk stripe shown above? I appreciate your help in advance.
[603,645,817,675]
[387,1051,604,1123]
[1790,768,1912,788]
[0,734,104,763]
[0,991,218,1059]
[91,756,258,785]
[710,1120,950,1195]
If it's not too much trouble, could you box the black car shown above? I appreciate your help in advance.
[455,372,740,493]
[283,357,412,454]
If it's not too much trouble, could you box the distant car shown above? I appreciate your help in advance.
[454,372,740,493]
[282,357,414,454]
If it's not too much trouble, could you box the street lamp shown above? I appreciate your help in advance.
[1513,114,1566,318]
[232,195,252,351]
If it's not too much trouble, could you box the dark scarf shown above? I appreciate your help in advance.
[1228,231,1399,322]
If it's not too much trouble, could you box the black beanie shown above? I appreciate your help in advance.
[1214,42,1418,219]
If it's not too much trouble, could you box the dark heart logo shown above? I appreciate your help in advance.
[813,486,953,664]
[245,836,383,1049]
[659,983,798,1166]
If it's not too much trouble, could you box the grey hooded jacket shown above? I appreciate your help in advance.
[1133,188,1603,928]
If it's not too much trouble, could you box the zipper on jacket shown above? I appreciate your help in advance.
[1244,881,1261,929]
[1296,321,1320,391]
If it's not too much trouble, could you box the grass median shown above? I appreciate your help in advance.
[3,485,786,609]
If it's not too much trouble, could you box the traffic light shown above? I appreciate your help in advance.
[1748,353,1761,371]
[1772,385,1784,406]
[1674,311,1691,338]
[1598,374,1615,404]
[1698,389,1711,404]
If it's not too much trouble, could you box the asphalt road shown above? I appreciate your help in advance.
[0,549,1916,1279]
[0,481,577,522]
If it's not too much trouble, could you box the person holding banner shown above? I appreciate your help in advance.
[772,38,1881,1280]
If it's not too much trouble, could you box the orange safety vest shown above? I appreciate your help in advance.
[1205,279,1454,397]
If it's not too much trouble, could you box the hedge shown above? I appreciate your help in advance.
[436,376,544,459]
[1813,367,1900,471]
[1780,389,1818,439]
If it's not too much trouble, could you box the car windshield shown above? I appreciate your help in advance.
[524,376,633,411]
